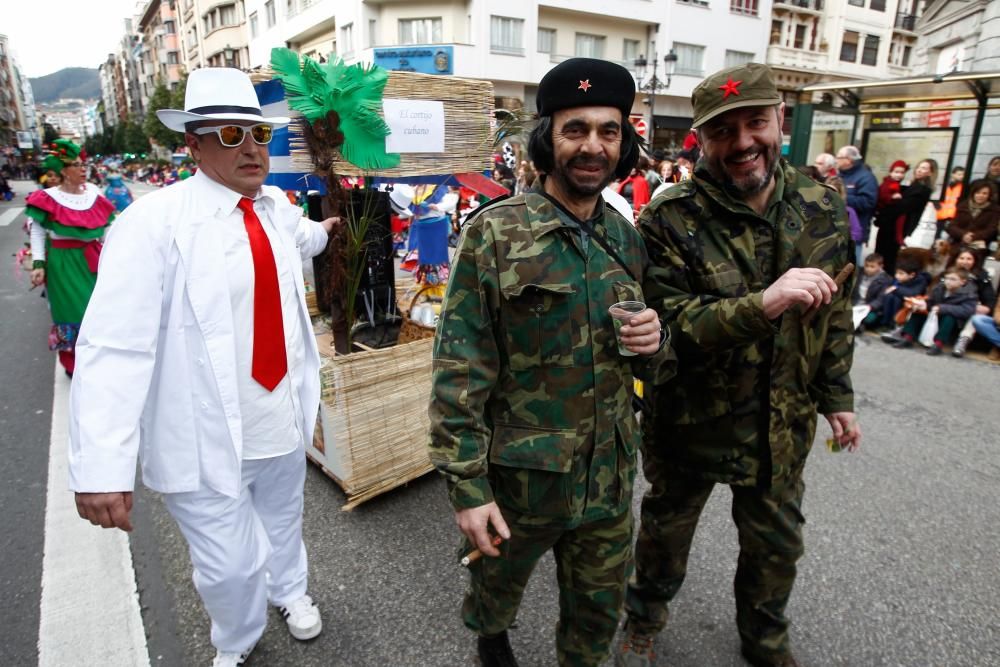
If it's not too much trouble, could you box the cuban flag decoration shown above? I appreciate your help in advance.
[254,79,327,193]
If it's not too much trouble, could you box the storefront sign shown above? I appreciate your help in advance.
[383,99,445,153]
[373,46,453,75]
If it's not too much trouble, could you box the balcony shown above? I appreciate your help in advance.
[894,13,917,33]
[766,44,826,70]
[773,0,823,14]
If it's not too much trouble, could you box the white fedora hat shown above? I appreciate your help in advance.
[156,68,290,132]
[389,184,414,218]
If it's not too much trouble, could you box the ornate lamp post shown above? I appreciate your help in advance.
[633,49,678,148]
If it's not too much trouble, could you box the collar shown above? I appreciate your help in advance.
[525,191,620,245]
[190,170,278,217]
[693,158,788,218]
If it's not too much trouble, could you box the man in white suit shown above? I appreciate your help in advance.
[68,68,337,667]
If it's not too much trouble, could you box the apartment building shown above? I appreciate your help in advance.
[99,57,120,129]
[245,0,769,153]
[136,0,186,117]
[177,0,251,71]
[0,34,29,147]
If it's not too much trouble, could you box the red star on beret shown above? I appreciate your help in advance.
[578,79,592,92]
[719,76,742,99]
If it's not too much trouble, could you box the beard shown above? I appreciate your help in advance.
[550,153,616,198]
[706,141,780,197]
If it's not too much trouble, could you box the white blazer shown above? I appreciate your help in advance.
[68,172,328,499]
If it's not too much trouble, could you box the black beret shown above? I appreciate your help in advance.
[536,58,635,119]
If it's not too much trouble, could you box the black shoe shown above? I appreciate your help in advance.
[880,330,903,344]
[741,646,802,667]
[926,345,943,356]
[892,338,913,349]
[478,631,519,667]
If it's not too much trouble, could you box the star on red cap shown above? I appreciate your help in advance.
[718,76,743,99]
[578,79,592,92]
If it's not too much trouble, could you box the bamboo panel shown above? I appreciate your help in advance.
[316,338,435,510]
[254,68,495,178]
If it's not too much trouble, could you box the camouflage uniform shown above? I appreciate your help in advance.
[624,160,855,663]
[429,191,675,666]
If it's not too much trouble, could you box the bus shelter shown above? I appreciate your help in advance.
[788,71,1000,192]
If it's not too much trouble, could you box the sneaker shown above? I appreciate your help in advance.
[951,336,970,357]
[926,345,943,356]
[477,630,519,667]
[278,594,322,640]
[880,328,904,344]
[616,625,656,667]
[212,645,254,667]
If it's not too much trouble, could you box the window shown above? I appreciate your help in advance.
[794,24,807,49]
[537,27,555,54]
[673,42,705,76]
[623,39,640,63]
[861,34,879,65]
[369,19,376,47]
[840,30,858,62]
[730,0,758,16]
[341,23,354,56]
[250,12,258,38]
[870,0,886,10]
[848,0,864,5]
[677,0,710,6]
[398,18,442,45]
[724,50,754,68]
[770,20,783,45]
[220,5,237,26]
[265,0,276,28]
[187,27,198,51]
[167,51,179,65]
[575,33,605,58]
[490,16,524,55]
[163,20,176,34]
[902,45,912,66]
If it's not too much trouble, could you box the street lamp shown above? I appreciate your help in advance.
[633,49,678,149]
[223,44,235,68]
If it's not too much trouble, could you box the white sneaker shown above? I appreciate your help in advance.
[278,594,322,640]
[212,645,254,667]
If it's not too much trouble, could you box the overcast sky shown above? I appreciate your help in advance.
[5,0,144,78]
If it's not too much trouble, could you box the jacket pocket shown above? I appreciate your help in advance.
[500,282,575,369]
[489,422,577,518]
[699,269,746,296]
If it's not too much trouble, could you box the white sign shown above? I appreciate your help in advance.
[383,99,445,153]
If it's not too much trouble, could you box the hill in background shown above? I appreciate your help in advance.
[30,68,100,103]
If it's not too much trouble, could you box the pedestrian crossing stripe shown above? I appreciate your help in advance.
[0,206,24,228]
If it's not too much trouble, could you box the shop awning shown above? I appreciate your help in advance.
[453,171,509,198]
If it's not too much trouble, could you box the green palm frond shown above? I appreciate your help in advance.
[269,47,400,170]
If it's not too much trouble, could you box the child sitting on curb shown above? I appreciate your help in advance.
[855,253,894,330]
[874,255,931,331]
[949,249,997,357]
[886,267,979,355]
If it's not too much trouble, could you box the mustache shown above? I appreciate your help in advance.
[567,155,610,170]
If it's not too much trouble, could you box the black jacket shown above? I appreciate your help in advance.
[875,182,933,239]
[929,281,979,321]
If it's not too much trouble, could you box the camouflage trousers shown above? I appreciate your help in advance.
[624,469,805,664]
[462,507,633,666]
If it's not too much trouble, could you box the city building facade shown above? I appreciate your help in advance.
[913,0,1000,177]
[0,34,30,148]
[177,0,251,71]
[136,0,186,117]
[244,0,770,155]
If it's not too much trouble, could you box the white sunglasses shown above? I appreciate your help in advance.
[192,123,274,147]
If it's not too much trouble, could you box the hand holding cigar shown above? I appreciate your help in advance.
[461,536,503,567]
[801,262,854,325]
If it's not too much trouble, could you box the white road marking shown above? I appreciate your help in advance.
[0,206,24,227]
[38,363,151,667]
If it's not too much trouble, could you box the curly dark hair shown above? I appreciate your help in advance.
[527,115,644,180]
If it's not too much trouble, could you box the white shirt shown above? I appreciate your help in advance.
[217,190,305,459]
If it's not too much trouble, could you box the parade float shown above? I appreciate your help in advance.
[256,48,497,509]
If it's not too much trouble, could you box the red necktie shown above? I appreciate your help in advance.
[237,197,287,391]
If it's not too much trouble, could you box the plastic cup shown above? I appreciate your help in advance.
[608,301,646,357]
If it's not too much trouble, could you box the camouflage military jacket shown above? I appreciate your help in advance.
[429,192,675,524]
[639,160,855,494]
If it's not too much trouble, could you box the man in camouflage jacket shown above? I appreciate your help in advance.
[617,63,862,667]
[428,58,675,667]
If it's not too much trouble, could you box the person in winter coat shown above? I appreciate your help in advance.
[616,165,651,218]
[888,266,978,355]
[950,249,997,357]
[836,145,878,265]
[946,179,999,263]
[875,254,931,330]
[874,158,938,274]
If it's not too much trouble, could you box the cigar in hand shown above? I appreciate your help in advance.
[802,262,855,325]
[460,536,504,567]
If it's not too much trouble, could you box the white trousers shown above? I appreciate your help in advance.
[163,447,309,652]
